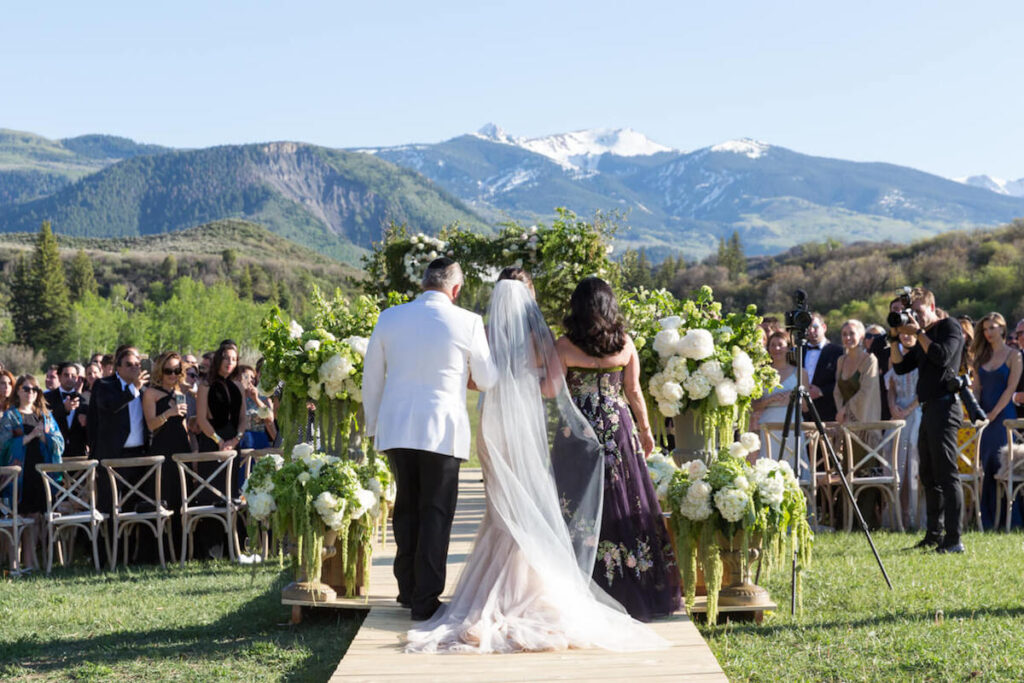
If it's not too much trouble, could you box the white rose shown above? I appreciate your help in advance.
[304,339,321,352]
[661,381,684,402]
[732,349,755,380]
[736,375,756,397]
[292,443,314,459]
[653,329,681,358]
[715,379,738,406]
[699,360,725,385]
[659,315,682,330]
[681,481,713,520]
[297,472,311,485]
[686,459,708,480]
[288,320,304,339]
[248,492,276,520]
[658,401,680,417]
[739,432,761,453]
[678,329,715,360]
[344,336,369,357]
[350,488,378,520]
[270,453,284,470]
[728,441,749,458]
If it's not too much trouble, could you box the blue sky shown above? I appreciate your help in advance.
[3,1,1022,179]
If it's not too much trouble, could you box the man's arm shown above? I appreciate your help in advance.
[93,379,135,414]
[468,316,498,391]
[920,319,961,368]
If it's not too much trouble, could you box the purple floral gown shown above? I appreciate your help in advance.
[565,367,681,621]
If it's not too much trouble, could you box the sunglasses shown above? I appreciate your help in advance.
[164,366,183,375]
[864,332,882,339]
[20,386,39,393]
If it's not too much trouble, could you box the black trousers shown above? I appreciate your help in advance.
[918,395,963,545]
[386,448,460,615]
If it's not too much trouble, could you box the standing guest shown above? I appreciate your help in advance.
[892,287,966,553]
[887,332,922,529]
[802,313,843,422]
[556,277,681,621]
[1011,319,1024,419]
[44,365,59,391]
[83,362,102,391]
[971,313,1023,529]
[864,324,886,350]
[835,319,883,528]
[0,369,15,413]
[232,364,276,450]
[869,298,906,421]
[181,355,201,452]
[750,330,801,469]
[142,351,190,557]
[100,354,115,378]
[0,375,65,571]
[363,257,498,621]
[44,362,88,459]
[955,316,979,477]
[198,352,214,382]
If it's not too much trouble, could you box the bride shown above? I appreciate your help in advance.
[405,271,667,654]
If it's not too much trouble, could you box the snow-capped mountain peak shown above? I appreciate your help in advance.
[471,124,674,172]
[710,138,771,159]
[955,174,1024,197]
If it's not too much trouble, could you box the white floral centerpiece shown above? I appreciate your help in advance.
[666,433,813,623]
[646,451,679,509]
[643,286,777,452]
[244,443,394,597]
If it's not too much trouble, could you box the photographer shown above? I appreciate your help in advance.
[890,287,965,553]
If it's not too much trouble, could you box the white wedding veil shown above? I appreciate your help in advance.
[406,279,667,653]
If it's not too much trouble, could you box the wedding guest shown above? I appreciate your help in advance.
[864,324,886,350]
[0,375,65,571]
[44,365,59,391]
[802,313,843,422]
[1012,318,1024,419]
[100,354,115,378]
[971,313,1023,529]
[44,362,88,459]
[835,319,883,527]
[232,364,276,450]
[142,351,190,557]
[196,341,244,453]
[0,369,14,413]
[83,362,102,391]
[955,316,978,477]
[887,332,922,529]
[869,298,906,421]
[750,330,799,466]
[556,277,680,621]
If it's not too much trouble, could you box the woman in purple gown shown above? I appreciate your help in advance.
[555,277,680,621]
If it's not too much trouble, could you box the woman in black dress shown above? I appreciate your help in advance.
[0,374,65,571]
[142,351,191,557]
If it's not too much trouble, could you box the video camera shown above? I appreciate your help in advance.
[887,286,917,329]
[785,289,814,339]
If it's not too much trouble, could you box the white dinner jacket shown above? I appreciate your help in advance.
[363,290,498,460]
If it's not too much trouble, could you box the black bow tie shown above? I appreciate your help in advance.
[806,345,822,350]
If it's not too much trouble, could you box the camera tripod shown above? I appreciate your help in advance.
[776,339,893,614]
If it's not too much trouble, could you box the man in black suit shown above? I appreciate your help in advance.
[802,313,844,422]
[44,362,89,459]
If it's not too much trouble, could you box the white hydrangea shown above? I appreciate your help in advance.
[734,475,750,492]
[344,336,369,357]
[658,401,680,417]
[314,491,348,530]
[288,320,304,339]
[350,488,378,520]
[732,348,755,380]
[269,453,284,470]
[659,315,682,330]
[740,432,761,453]
[735,375,756,397]
[678,329,715,360]
[699,360,725,385]
[248,491,276,520]
[714,486,750,522]
[653,329,681,357]
[680,481,713,521]
[759,474,785,509]
[297,471,311,485]
[728,441,749,458]
[683,373,713,400]
[304,339,321,352]
[714,379,738,406]
[664,356,690,382]
[648,372,666,401]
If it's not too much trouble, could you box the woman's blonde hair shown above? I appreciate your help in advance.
[153,351,183,391]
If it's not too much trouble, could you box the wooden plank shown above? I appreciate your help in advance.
[331,468,727,682]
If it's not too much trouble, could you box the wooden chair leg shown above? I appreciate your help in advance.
[92,524,102,572]
[46,525,55,575]
[110,521,120,570]
[157,519,166,569]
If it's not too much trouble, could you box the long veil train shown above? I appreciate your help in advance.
[405,280,668,653]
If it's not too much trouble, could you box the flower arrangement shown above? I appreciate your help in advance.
[644,286,777,451]
[244,443,395,597]
[667,434,813,623]
[645,450,679,509]
[402,233,448,294]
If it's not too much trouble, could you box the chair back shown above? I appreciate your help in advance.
[172,451,236,510]
[103,456,167,514]
[0,465,21,519]
[36,460,101,518]
[1002,419,1024,478]
[758,421,819,477]
[840,420,905,480]
[956,419,989,477]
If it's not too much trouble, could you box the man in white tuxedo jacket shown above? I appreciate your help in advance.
[363,258,498,620]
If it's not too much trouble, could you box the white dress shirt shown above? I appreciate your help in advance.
[803,345,823,383]
[59,388,76,428]
[118,376,145,448]
[363,290,498,460]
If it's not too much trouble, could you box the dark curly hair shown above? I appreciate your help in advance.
[563,277,627,358]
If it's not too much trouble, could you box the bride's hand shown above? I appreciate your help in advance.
[639,428,655,458]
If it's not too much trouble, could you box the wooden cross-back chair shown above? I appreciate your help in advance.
[233,447,281,559]
[955,418,988,531]
[998,419,1024,531]
[173,450,237,565]
[759,421,825,522]
[103,456,176,569]
[36,460,108,573]
[0,465,34,573]
[839,420,905,531]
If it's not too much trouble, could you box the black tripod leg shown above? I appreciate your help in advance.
[804,399,894,590]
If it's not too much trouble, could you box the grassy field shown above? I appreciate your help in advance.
[704,530,1024,681]
[0,561,363,682]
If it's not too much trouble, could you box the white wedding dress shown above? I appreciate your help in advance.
[405,280,667,654]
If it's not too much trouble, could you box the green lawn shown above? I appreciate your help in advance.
[0,561,363,682]
[704,530,1024,681]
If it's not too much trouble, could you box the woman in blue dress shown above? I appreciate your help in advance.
[972,313,1023,529]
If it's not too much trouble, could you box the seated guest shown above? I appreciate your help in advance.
[0,375,65,571]
[44,362,88,459]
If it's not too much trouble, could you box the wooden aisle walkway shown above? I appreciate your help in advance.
[330,468,727,682]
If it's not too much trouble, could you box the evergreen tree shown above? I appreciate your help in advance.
[161,254,178,280]
[67,249,99,301]
[238,264,253,300]
[11,222,72,353]
[9,254,34,346]
[717,230,745,281]
[222,248,237,273]
[620,248,654,291]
